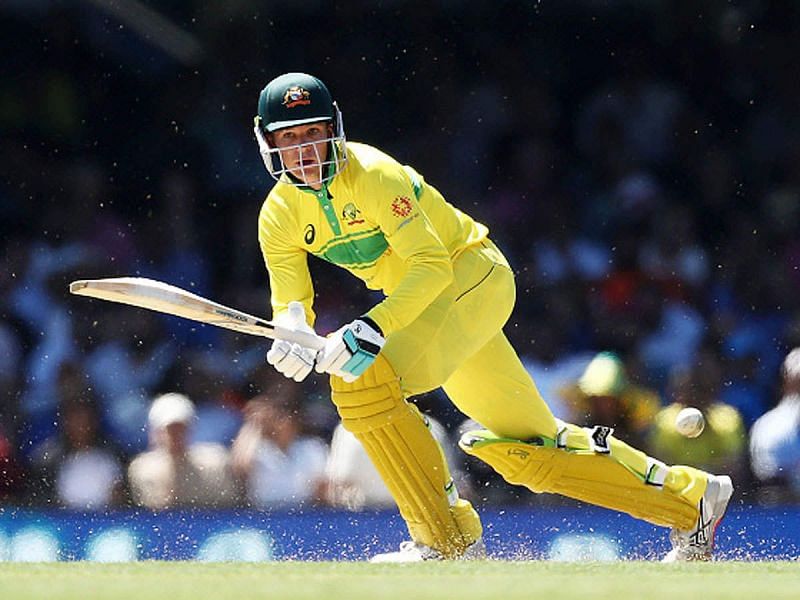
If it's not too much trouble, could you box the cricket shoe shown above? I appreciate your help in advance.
[369,538,486,563]
[662,474,734,562]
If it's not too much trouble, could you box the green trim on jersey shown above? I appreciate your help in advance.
[259,141,490,337]
[406,167,423,199]
[313,186,342,236]
[316,227,388,268]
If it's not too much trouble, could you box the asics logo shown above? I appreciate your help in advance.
[590,425,614,454]
[690,521,713,545]
[690,499,714,545]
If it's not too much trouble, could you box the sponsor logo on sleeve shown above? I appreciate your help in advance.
[391,196,413,218]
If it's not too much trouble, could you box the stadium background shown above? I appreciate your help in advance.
[2,1,800,561]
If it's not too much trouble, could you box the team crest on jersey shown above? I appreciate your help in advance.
[391,196,413,217]
[283,86,311,108]
[342,202,364,225]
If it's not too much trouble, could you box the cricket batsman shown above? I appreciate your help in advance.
[253,72,733,562]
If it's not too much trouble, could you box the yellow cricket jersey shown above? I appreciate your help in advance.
[258,142,488,336]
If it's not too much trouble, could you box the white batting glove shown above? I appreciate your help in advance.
[266,301,318,382]
[315,317,385,382]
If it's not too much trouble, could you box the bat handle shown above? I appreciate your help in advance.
[273,326,327,352]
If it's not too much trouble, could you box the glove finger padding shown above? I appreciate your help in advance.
[269,340,317,382]
[287,344,315,381]
[266,339,291,366]
[266,301,319,382]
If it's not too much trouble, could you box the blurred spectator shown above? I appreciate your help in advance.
[718,347,770,429]
[576,45,688,171]
[324,422,395,510]
[53,398,125,509]
[588,233,665,357]
[527,211,611,289]
[0,319,23,404]
[0,424,24,502]
[325,413,469,510]
[128,393,238,509]
[750,348,800,502]
[1,0,800,508]
[170,349,244,447]
[10,243,88,456]
[558,352,661,448]
[230,388,328,509]
[26,361,124,508]
[648,361,746,481]
[83,308,178,454]
[0,318,24,501]
[638,205,709,290]
[134,169,217,349]
[636,295,706,386]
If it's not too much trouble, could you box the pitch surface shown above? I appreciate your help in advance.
[1,561,798,600]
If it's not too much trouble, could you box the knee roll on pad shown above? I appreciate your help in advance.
[330,352,407,433]
[330,355,482,556]
[459,427,699,530]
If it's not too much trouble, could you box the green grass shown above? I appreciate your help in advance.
[0,561,798,600]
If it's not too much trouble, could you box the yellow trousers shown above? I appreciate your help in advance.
[381,239,707,528]
[383,239,556,438]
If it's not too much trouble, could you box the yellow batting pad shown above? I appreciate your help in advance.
[331,355,481,556]
[459,429,701,530]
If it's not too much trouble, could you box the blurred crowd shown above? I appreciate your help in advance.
[2,1,800,511]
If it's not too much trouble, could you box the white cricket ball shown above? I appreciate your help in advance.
[675,407,705,438]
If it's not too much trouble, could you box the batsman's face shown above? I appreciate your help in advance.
[270,122,332,188]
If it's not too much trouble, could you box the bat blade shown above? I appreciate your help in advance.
[69,277,326,350]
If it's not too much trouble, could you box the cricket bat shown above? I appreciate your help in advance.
[69,277,326,350]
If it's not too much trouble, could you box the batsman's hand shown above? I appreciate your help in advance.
[266,301,318,382]
[315,317,385,382]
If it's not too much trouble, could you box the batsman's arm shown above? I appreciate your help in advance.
[258,195,317,326]
[362,167,453,336]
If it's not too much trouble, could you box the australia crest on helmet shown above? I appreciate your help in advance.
[283,86,312,108]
